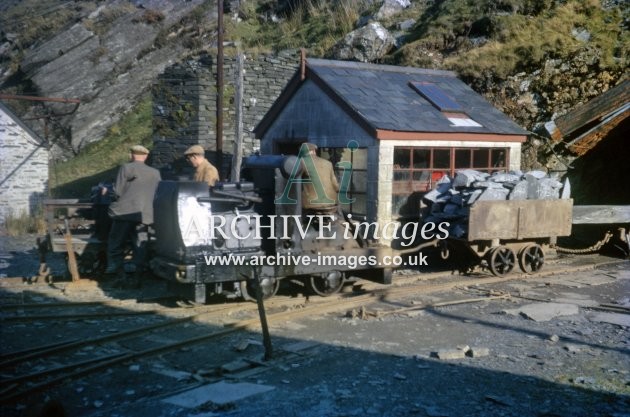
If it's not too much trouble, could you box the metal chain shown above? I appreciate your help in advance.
[554,231,613,254]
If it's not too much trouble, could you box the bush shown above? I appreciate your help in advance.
[3,209,46,237]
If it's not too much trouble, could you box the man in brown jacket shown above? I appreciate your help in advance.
[300,143,340,215]
[184,145,220,186]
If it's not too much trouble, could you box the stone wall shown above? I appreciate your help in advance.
[152,50,300,177]
[0,107,49,224]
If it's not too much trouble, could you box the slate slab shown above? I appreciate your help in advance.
[162,381,275,408]
[503,303,579,322]
[587,312,630,327]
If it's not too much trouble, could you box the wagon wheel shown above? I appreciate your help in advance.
[239,278,280,301]
[487,246,516,276]
[307,271,344,297]
[518,244,545,274]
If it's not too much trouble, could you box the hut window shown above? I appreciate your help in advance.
[392,146,508,218]
[320,147,368,217]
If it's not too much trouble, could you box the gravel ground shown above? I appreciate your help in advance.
[0,234,66,280]
[0,234,628,417]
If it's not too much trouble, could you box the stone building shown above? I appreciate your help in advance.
[254,59,529,228]
[151,51,299,177]
[0,102,49,224]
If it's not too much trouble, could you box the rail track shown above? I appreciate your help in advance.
[0,254,623,406]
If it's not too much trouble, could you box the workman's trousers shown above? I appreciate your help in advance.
[106,219,149,273]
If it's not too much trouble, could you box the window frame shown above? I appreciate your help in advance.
[320,146,368,217]
[392,146,509,217]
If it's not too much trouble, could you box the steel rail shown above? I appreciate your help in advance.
[0,291,379,404]
[1,258,625,403]
[0,301,107,310]
[0,272,496,404]
[0,274,495,403]
[2,310,158,322]
[0,304,238,368]
[0,339,80,361]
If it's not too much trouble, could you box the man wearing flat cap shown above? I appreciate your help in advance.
[299,142,340,215]
[104,145,161,286]
[184,145,220,187]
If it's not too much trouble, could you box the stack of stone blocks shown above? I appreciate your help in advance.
[423,169,569,238]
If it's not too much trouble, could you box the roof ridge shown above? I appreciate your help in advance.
[306,58,456,77]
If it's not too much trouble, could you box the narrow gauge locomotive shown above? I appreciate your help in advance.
[47,155,617,305]
[150,155,404,304]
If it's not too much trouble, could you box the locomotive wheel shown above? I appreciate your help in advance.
[308,271,344,297]
[487,246,516,276]
[239,278,280,301]
[518,244,545,274]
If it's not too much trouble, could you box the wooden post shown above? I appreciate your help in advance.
[231,52,244,182]
[252,267,273,360]
[64,219,80,282]
[216,0,224,178]
[300,48,306,81]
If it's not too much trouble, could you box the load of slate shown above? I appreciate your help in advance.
[421,169,570,238]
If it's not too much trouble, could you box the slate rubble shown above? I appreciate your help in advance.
[422,169,568,238]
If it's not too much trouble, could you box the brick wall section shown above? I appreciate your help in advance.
[152,51,300,176]
[0,108,49,224]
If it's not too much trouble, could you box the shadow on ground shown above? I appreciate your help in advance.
[1,272,628,417]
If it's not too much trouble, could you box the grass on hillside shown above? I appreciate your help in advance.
[231,0,367,55]
[229,0,627,82]
[50,95,153,198]
[407,0,627,80]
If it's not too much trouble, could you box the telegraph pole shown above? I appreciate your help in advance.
[232,51,244,182]
[216,0,224,178]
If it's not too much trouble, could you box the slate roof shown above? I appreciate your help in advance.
[256,59,529,138]
[0,101,45,144]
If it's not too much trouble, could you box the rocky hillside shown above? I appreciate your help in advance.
[0,0,218,158]
[1,0,628,166]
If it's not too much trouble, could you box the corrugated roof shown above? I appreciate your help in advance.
[305,59,529,136]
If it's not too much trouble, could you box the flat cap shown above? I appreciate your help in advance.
[184,145,205,156]
[130,145,150,155]
[299,142,318,156]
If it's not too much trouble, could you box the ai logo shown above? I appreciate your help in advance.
[275,141,358,205]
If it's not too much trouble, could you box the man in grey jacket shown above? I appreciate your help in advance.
[104,145,161,285]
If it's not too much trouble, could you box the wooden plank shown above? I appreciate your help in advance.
[567,106,629,155]
[572,206,630,224]
[44,199,92,205]
[554,79,629,138]
[468,199,573,241]
[64,220,80,282]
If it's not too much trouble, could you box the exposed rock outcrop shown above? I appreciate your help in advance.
[331,22,395,63]
[376,0,411,19]
[9,0,208,156]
